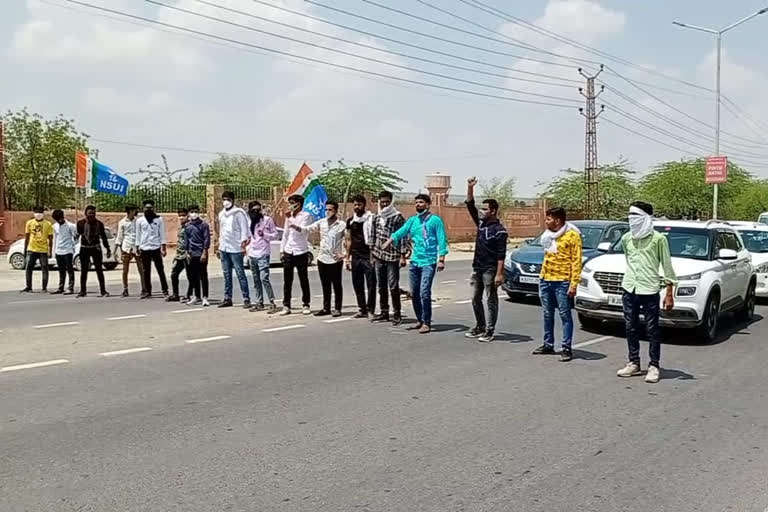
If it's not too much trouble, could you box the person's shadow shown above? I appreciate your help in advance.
[571,349,606,360]
[660,368,696,380]
[492,333,533,344]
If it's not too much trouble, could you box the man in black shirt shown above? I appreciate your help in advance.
[464,178,508,342]
[76,205,112,297]
[346,195,376,319]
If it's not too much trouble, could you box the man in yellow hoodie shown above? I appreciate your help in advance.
[532,207,583,362]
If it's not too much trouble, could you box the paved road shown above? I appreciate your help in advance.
[2,266,768,511]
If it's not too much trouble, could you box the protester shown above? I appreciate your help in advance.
[464,178,508,342]
[617,202,676,384]
[135,199,169,299]
[21,206,53,293]
[115,205,145,297]
[370,191,406,325]
[167,208,191,302]
[183,205,211,307]
[246,200,278,312]
[306,201,346,317]
[388,194,448,334]
[50,209,77,295]
[76,205,111,298]
[217,191,251,308]
[346,195,376,319]
[277,194,313,316]
[532,207,582,362]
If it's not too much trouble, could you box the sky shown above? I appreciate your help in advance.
[2,0,768,197]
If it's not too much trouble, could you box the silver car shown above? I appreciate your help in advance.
[6,227,119,271]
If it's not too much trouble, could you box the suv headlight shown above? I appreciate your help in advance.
[677,286,697,297]
[677,273,701,281]
[755,262,768,274]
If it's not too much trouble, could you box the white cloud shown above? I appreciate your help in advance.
[83,87,176,116]
[697,49,763,94]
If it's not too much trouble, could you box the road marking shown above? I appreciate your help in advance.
[185,335,231,344]
[34,321,79,329]
[173,308,203,314]
[1,359,69,373]
[262,324,305,333]
[100,347,153,357]
[8,298,74,305]
[455,300,472,304]
[442,280,457,284]
[106,314,146,321]
[573,336,613,349]
[324,317,352,324]
[432,304,443,308]
[314,294,324,298]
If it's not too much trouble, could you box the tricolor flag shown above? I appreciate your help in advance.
[75,151,129,197]
[285,163,328,220]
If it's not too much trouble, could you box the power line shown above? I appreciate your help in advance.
[62,0,578,108]
[721,95,768,138]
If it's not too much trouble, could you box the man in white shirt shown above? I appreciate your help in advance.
[217,191,251,308]
[305,201,346,317]
[115,205,146,297]
[275,194,313,316]
[135,199,169,299]
[50,209,78,295]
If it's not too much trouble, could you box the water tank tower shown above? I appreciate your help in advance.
[424,172,451,197]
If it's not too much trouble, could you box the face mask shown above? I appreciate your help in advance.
[416,205,427,214]
[34,213,44,221]
[478,209,488,221]
[222,200,233,209]
[290,203,299,212]
[250,209,262,219]
[189,212,199,220]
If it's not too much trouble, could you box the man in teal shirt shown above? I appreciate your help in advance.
[387,194,448,334]
[617,201,676,384]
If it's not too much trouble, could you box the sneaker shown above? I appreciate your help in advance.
[166,295,180,302]
[406,323,423,331]
[302,305,312,315]
[140,293,152,300]
[391,314,402,326]
[331,310,342,317]
[242,300,252,309]
[559,348,573,362]
[202,298,211,307]
[188,298,202,306]
[418,324,431,334]
[617,362,642,378]
[162,291,169,299]
[645,365,661,383]
[121,289,129,298]
[64,289,74,296]
[464,327,485,339]
[50,289,64,295]
[267,303,278,314]
[76,291,87,298]
[99,291,110,298]
[353,312,369,319]
[478,331,495,343]
[250,303,265,312]
[180,296,189,303]
[314,309,331,317]
[371,313,390,323]
[41,289,48,294]
[532,345,556,355]
[279,308,292,316]
[218,299,233,308]
[20,287,32,293]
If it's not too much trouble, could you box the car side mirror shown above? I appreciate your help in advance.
[718,248,738,260]
[523,238,534,245]
[597,242,612,252]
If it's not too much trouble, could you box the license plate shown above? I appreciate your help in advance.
[607,295,623,306]
[519,276,540,285]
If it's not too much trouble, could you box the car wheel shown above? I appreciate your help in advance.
[698,290,720,344]
[737,279,757,323]
[73,255,81,272]
[104,262,118,271]
[9,253,26,270]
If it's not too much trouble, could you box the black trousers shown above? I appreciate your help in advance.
[25,251,49,291]
[79,247,106,294]
[140,249,168,295]
[283,252,310,308]
[55,253,75,292]
[351,256,376,314]
[170,258,190,297]
[318,261,343,312]
[187,256,209,300]
[375,258,401,316]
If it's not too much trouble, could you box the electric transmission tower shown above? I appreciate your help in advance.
[578,65,605,219]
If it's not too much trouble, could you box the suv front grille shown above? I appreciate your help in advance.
[594,271,624,296]
[518,263,541,275]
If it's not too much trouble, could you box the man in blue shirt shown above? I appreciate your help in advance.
[387,194,448,334]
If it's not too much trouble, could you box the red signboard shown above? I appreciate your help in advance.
[706,156,728,184]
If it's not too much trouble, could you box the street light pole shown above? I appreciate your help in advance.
[673,7,768,220]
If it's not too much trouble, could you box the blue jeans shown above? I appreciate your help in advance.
[409,263,437,326]
[249,255,275,306]
[623,291,662,367]
[221,251,250,301]
[539,281,573,349]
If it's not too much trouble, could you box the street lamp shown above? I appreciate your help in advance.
[673,6,768,220]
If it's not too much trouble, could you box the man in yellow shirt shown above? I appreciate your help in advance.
[22,206,54,293]
[532,207,583,362]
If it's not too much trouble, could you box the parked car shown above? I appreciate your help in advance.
[757,212,768,225]
[6,227,119,271]
[729,222,768,298]
[239,228,315,268]
[502,220,628,299]
[576,220,756,343]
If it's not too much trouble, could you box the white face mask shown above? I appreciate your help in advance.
[34,213,44,221]
[628,207,654,239]
[189,212,199,220]
[222,200,233,209]
[478,209,488,221]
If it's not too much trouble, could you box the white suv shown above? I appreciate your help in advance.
[576,220,756,343]
[729,222,768,297]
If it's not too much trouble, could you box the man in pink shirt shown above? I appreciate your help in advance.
[246,201,278,312]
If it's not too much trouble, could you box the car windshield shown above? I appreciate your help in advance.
[738,230,768,253]
[612,226,711,260]
[526,226,605,250]
[759,214,768,225]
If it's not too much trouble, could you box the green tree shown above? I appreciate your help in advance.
[725,180,768,220]
[196,154,289,187]
[2,108,89,209]
[479,177,516,207]
[318,160,406,205]
[638,159,752,219]
[539,161,636,220]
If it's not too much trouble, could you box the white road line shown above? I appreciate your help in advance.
[100,347,153,357]
[106,314,146,321]
[185,335,231,344]
[8,298,74,305]
[432,304,443,309]
[573,336,614,349]
[314,294,324,298]
[455,299,472,304]
[262,324,305,333]
[173,308,203,314]
[324,317,352,324]
[1,359,69,373]
[33,321,79,329]
[442,280,457,284]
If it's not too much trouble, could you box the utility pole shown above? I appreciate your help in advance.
[579,65,605,219]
